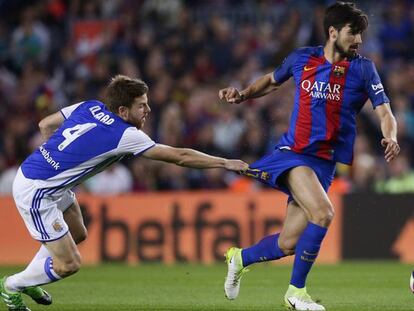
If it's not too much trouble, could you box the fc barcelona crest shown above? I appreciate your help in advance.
[243,168,271,182]
[333,65,345,77]
[260,171,270,181]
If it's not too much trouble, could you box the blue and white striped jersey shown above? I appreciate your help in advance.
[21,100,155,191]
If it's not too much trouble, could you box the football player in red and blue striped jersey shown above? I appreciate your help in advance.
[221,2,400,310]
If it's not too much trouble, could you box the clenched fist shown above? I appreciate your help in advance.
[218,87,245,104]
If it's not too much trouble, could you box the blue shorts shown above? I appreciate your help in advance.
[246,149,336,202]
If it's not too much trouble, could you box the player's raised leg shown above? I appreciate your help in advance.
[20,200,87,306]
[1,233,80,311]
[1,193,85,311]
[283,166,333,311]
[224,200,308,300]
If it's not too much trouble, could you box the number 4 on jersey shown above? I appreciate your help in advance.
[58,123,97,151]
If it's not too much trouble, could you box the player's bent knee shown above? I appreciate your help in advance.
[54,252,82,277]
[279,247,295,256]
[278,237,296,255]
[311,206,335,227]
[61,262,80,277]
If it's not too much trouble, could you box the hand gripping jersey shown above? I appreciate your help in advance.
[274,46,390,164]
[21,100,155,192]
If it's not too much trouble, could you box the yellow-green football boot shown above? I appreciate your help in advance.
[224,247,249,300]
[284,284,325,310]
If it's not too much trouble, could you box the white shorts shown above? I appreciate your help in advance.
[12,168,76,242]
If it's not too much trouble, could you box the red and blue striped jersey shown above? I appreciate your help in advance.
[274,46,389,165]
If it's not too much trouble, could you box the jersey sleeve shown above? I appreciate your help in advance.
[273,49,300,84]
[117,127,156,156]
[60,102,84,119]
[362,60,390,108]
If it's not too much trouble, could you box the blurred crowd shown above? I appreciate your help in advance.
[0,0,413,195]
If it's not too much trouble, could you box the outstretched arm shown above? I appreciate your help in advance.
[142,144,249,171]
[38,111,65,141]
[375,103,400,162]
[218,72,279,104]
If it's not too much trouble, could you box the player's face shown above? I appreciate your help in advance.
[127,94,151,129]
[334,24,362,58]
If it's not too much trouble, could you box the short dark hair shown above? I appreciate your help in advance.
[324,2,368,39]
[105,75,149,113]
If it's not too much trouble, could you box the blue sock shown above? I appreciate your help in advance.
[290,222,327,288]
[241,233,286,267]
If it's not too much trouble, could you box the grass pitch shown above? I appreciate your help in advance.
[0,261,412,310]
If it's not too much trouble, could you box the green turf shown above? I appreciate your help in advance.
[0,262,412,310]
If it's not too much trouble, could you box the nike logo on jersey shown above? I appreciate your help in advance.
[303,66,316,71]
